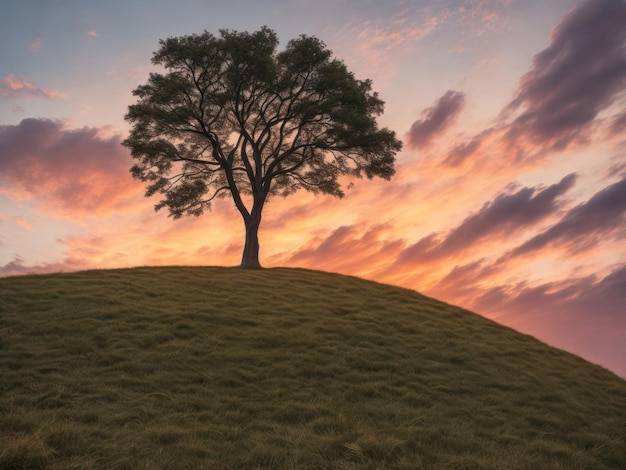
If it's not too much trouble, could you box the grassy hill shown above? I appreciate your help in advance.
[0,266,624,469]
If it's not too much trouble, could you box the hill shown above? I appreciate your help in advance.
[0,266,624,469]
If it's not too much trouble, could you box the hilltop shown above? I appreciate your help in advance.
[1,267,624,469]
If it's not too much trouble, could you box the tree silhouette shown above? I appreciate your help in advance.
[123,27,402,268]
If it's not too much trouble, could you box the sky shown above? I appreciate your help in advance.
[1,0,625,378]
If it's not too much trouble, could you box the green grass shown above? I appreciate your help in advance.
[0,266,624,469]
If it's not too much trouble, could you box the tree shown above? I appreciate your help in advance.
[123,27,402,269]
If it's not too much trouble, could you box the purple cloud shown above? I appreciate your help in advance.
[0,256,87,278]
[504,0,626,151]
[0,118,141,216]
[396,173,577,265]
[512,177,626,257]
[471,264,626,378]
[406,90,465,149]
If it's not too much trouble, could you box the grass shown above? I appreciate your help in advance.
[0,266,624,469]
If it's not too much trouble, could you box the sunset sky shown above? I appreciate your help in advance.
[1,0,625,378]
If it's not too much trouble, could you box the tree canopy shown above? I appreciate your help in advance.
[123,27,402,268]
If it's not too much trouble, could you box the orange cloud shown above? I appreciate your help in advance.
[0,119,144,218]
[0,75,66,99]
[274,223,405,278]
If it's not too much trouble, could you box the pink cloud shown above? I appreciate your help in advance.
[0,256,88,278]
[11,106,24,113]
[0,75,66,99]
[456,0,511,35]
[469,264,626,379]
[30,37,42,52]
[339,9,444,71]
[12,216,33,232]
[271,223,405,280]
[86,30,97,37]
[355,15,440,51]
[0,118,144,217]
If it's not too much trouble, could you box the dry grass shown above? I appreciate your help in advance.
[0,266,624,469]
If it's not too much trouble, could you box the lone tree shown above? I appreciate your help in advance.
[123,27,402,269]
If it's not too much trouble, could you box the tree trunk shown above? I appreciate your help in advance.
[240,211,262,269]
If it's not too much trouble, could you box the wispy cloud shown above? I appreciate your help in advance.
[0,75,66,99]
[282,223,405,277]
[335,7,444,72]
[608,111,626,138]
[443,133,485,167]
[394,174,577,266]
[86,30,97,38]
[456,0,511,35]
[12,216,33,232]
[353,14,440,52]
[509,176,626,258]
[30,37,42,52]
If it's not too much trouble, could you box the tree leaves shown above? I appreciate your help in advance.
[123,27,401,222]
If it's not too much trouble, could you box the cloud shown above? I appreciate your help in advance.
[280,223,405,277]
[12,216,33,232]
[30,37,42,52]
[607,160,626,179]
[503,0,626,153]
[0,75,66,99]
[406,90,465,149]
[355,15,439,51]
[470,263,626,378]
[511,177,626,257]
[427,176,626,313]
[395,173,577,265]
[333,6,445,74]
[0,118,143,217]
[86,30,97,37]
[0,256,88,278]
[443,131,491,167]
[11,106,24,113]
[608,111,626,138]
[456,0,511,35]
[436,0,626,172]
